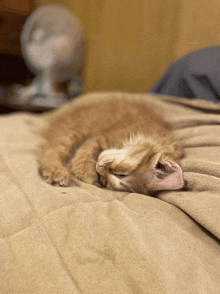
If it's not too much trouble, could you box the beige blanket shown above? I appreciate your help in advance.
[1,92,220,294]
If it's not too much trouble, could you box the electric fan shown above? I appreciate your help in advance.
[14,4,85,110]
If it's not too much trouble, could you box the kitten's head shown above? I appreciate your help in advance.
[96,135,184,195]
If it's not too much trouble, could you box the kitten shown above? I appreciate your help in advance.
[39,96,184,195]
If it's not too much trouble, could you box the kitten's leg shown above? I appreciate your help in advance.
[39,129,83,186]
[70,137,107,185]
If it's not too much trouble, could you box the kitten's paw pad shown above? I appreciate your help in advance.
[40,164,72,186]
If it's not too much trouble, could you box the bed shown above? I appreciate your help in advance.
[1,91,220,293]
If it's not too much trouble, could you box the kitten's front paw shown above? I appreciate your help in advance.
[39,162,72,187]
[73,169,98,185]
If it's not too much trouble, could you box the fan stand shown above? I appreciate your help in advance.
[16,70,67,109]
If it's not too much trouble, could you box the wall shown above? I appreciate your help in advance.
[35,0,220,93]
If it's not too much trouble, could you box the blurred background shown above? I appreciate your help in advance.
[2,0,220,94]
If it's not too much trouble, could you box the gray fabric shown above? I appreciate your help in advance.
[150,46,220,103]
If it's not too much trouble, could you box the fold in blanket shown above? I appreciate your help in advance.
[1,92,220,294]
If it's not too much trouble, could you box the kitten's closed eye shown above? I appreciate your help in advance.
[96,157,130,190]
[112,171,129,178]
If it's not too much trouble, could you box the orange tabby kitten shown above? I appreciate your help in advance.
[39,96,184,195]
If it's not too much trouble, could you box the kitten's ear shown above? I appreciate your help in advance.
[145,156,183,191]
